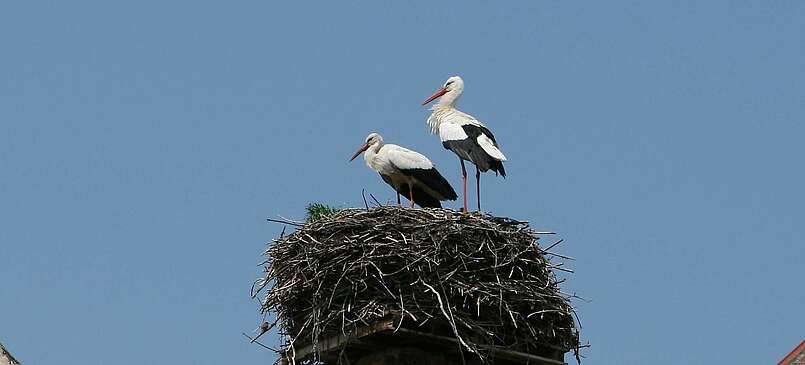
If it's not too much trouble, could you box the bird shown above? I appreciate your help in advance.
[350,132,457,208]
[421,75,507,212]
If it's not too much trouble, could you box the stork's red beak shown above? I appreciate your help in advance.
[421,87,448,106]
[349,143,370,161]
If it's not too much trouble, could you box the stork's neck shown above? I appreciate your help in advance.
[426,103,459,134]
[363,141,384,167]
[436,89,461,107]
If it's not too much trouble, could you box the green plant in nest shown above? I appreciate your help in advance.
[305,203,339,222]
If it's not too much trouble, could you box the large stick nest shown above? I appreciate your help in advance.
[253,207,580,363]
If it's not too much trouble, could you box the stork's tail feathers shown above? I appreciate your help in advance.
[491,160,506,178]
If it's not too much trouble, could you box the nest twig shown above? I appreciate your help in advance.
[253,206,580,364]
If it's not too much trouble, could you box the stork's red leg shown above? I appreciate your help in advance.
[476,166,481,212]
[397,192,401,206]
[409,184,415,208]
[460,159,468,212]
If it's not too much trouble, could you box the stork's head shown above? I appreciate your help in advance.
[421,75,464,106]
[349,132,384,161]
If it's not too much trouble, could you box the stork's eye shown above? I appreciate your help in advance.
[445,81,453,87]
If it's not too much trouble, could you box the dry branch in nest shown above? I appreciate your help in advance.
[253,206,581,364]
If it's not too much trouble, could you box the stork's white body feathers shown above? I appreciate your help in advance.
[365,144,433,184]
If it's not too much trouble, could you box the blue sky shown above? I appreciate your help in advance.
[1,1,803,364]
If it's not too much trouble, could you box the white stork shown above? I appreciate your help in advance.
[421,75,507,212]
[350,132,457,208]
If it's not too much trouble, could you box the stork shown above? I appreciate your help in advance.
[421,75,507,212]
[350,132,458,208]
